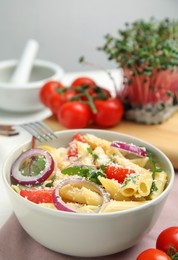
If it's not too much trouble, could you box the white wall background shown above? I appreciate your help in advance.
[0,0,178,72]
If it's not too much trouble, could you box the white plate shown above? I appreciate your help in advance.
[0,107,52,125]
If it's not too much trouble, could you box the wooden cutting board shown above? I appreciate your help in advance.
[44,111,178,169]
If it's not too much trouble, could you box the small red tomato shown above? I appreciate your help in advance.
[63,88,77,102]
[20,188,54,204]
[68,133,87,157]
[39,81,65,107]
[58,101,92,129]
[105,165,135,183]
[136,248,171,260]
[48,93,64,116]
[72,133,86,142]
[156,227,178,255]
[71,77,96,88]
[93,98,124,127]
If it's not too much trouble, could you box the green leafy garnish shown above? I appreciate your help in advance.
[20,156,46,176]
[147,150,163,179]
[150,181,158,194]
[61,165,105,184]
[87,147,93,154]
[87,147,99,160]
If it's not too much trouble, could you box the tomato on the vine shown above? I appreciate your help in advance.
[39,81,65,107]
[48,92,64,116]
[71,77,111,100]
[63,89,77,102]
[156,227,178,255]
[136,248,171,260]
[71,77,96,88]
[58,101,92,129]
[93,98,124,127]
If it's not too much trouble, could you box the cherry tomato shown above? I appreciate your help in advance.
[71,77,96,88]
[136,248,171,260]
[68,134,86,157]
[58,101,92,129]
[67,140,78,157]
[93,98,124,127]
[48,92,64,116]
[156,227,178,255]
[39,81,65,107]
[72,133,86,142]
[20,188,54,204]
[105,165,135,183]
[63,88,77,102]
[92,85,111,99]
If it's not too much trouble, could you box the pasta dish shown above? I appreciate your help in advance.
[10,133,168,213]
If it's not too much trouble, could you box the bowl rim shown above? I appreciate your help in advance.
[2,129,175,218]
[0,59,64,88]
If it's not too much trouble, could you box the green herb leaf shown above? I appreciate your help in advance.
[20,156,46,177]
[61,165,105,184]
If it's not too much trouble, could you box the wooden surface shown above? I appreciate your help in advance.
[44,111,178,169]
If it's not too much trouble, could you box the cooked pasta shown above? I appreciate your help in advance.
[10,132,169,214]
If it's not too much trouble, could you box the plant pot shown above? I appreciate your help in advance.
[118,68,178,124]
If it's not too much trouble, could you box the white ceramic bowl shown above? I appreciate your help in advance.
[0,59,64,112]
[2,129,174,257]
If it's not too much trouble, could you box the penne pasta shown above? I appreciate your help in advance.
[93,146,110,167]
[137,171,153,197]
[148,171,168,200]
[130,157,149,167]
[77,141,94,165]
[100,200,147,213]
[98,176,131,201]
[59,184,103,206]
[120,181,138,197]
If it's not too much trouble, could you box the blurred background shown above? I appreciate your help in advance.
[0,0,177,72]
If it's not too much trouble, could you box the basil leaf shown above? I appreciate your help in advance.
[61,165,105,184]
[21,156,46,176]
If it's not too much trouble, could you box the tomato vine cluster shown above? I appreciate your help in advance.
[39,77,124,129]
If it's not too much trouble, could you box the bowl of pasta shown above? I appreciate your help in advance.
[2,129,174,257]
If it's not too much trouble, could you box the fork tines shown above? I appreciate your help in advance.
[21,122,58,142]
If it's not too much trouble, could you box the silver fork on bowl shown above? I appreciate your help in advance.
[0,121,58,142]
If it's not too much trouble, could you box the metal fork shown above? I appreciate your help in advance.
[21,121,58,142]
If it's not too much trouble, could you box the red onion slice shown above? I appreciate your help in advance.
[111,141,147,157]
[11,148,54,185]
[53,177,110,213]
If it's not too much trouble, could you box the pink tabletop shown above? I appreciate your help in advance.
[0,172,177,260]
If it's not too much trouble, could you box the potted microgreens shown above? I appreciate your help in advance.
[99,18,178,124]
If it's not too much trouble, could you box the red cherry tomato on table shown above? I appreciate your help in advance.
[58,101,92,129]
[93,98,124,127]
[39,81,69,116]
[39,81,65,107]
[156,227,178,255]
[63,88,77,102]
[71,76,111,100]
[48,92,64,116]
[71,77,96,88]
[136,248,171,260]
